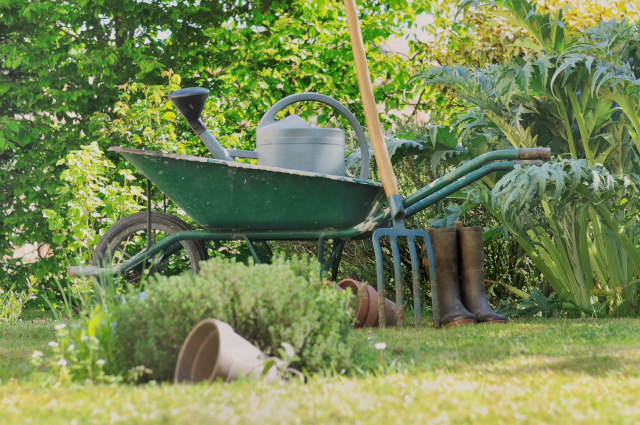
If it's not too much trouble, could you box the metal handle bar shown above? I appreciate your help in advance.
[258,93,370,180]
[367,148,551,224]
[403,148,550,209]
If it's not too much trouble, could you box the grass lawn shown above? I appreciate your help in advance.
[1,315,640,424]
[0,310,60,383]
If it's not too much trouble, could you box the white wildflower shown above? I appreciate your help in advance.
[96,359,106,366]
[57,359,68,366]
[32,351,43,357]
[375,342,387,350]
[48,341,59,347]
[54,323,66,330]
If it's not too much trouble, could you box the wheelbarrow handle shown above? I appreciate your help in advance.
[344,0,404,220]
[517,148,551,160]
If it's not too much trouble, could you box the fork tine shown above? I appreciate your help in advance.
[389,235,404,327]
[420,233,440,328]
[372,228,440,328]
[372,231,387,328]
[408,235,422,326]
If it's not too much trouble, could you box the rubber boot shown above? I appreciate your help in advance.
[428,228,476,327]
[456,224,507,324]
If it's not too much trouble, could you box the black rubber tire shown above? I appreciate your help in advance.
[92,211,208,284]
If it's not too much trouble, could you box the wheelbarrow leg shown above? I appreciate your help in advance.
[146,178,153,250]
[330,240,345,281]
[244,238,273,264]
[318,238,346,281]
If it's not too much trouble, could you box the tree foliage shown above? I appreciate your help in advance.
[0,0,425,299]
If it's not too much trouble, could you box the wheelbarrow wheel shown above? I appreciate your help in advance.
[92,211,208,285]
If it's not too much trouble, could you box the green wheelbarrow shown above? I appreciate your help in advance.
[68,139,549,327]
[68,0,551,328]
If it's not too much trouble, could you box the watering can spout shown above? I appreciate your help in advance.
[169,88,233,162]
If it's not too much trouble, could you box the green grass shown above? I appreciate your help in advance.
[1,313,640,424]
[351,318,640,375]
[0,311,61,383]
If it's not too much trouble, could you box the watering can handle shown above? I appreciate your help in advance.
[343,0,404,219]
[257,93,370,180]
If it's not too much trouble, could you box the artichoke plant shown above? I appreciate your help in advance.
[413,0,640,314]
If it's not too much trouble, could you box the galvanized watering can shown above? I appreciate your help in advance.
[257,93,367,176]
[169,90,370,179]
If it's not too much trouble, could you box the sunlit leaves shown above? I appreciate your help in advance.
[1,0,430,297]
[45,142,144,262]
[493,159,611,223]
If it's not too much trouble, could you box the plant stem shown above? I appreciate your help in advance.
[613,88,640,154]
[555,95,578,158]
[566,86,594,165]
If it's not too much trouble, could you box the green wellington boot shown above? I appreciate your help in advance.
[428,228,476,327]
[456,225,507,324]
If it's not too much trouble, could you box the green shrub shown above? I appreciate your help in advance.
[110,256,354,381]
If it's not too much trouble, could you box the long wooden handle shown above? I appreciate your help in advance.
[344,0,404,217]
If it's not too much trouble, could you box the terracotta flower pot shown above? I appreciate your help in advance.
[337,279,396,327]
[175,318,277,384]
[372,297,397,327]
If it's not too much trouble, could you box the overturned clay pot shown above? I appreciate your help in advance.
[175,318,277,384]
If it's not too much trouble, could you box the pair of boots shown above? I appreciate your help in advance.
[428,223,506,328]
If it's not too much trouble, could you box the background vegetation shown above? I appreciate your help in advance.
[1,0,424,304]
[2,0,640,318]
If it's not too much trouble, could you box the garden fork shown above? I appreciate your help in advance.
[372,224,439,327]
[344,0,439,327]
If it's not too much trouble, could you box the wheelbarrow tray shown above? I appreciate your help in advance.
[110,147,385,231]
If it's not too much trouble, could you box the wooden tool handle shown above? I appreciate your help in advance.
[344,0,404,217]
[516,148,551,160]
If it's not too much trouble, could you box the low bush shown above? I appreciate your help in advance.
[110,256,354,381]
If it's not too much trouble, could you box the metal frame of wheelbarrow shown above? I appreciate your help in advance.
[68,147,549,327]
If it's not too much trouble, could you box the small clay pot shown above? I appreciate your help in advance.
[330,280,372,326]
[337,279,370,327]
[373,297,397,327]
[337,279,396,328]
[362,286,380,327]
